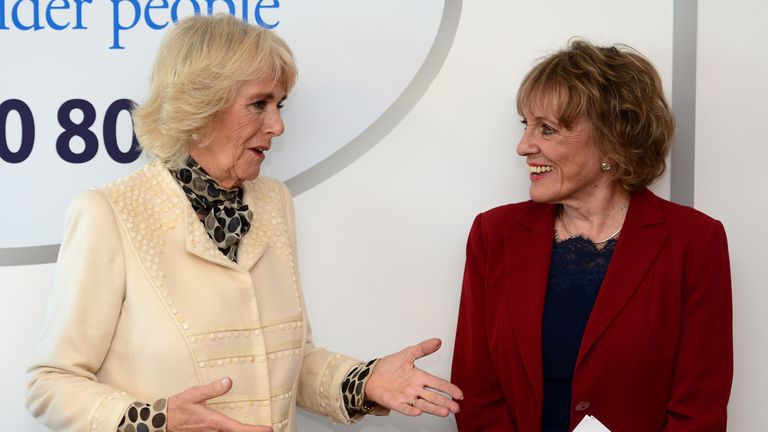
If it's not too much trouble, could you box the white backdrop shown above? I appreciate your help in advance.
[695,1,768,431]
[2,1,766,431]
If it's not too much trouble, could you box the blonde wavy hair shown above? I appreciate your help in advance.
[132,14,297,169]
[517,39,674,191]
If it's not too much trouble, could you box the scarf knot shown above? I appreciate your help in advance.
[173,158,253,262]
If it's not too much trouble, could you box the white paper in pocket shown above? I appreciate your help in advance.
[573,415,611,432]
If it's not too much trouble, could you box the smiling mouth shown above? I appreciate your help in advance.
[529,165,554,176]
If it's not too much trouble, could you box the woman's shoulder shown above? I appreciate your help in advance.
[466,200,552,244]
[635,188,723,234]
[476,200,545,228]
[482,200,539,217]
[95,159,170,195]
[241,177,296,219]
[242,176,291,201]
[66,165,156,219]
[82,160,187,225]
[243,175,286,190]
[67,189,114,216]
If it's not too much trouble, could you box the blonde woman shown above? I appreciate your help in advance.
[27,14,461,432]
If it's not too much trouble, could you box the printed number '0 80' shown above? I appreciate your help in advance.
[0,99,140,164]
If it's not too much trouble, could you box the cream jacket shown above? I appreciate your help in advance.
[26,160,360,432]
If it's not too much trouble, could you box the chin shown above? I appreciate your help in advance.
[530,196,557,204]
[241,159,263,181]
[529,189,563,205]
[529,187,552,204]
[243,171,261,181]
[236,165,262,182]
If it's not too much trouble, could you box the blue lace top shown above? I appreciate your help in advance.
[541,235,617,432]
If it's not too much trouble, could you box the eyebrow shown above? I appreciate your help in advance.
[522,114,558,124]
[247,92,288,103]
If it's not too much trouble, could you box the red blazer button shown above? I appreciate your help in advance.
[574,401,591,412]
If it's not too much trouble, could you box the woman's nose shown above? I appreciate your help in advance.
[266,109,285,137]
[516,129,536,156]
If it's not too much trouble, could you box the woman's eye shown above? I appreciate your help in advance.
[251,101,267,110]
[520,119,528,128]
[277,102,285,110]
[541,124,556,135]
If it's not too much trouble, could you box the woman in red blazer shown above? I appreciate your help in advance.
[452,40,732,432]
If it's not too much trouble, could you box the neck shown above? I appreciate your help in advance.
[188,147,243,189]
[558,184,631,242]
[185,155,242,190]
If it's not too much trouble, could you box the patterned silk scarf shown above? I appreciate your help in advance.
[172,158,253,262]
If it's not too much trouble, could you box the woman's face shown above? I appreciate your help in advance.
[190,77,287,189]
[517,101,612,205]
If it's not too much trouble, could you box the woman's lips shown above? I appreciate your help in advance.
[528,164,554,180]
[250,148,267,159]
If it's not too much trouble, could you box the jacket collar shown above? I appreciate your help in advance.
[156,163,267,272]
[502,188,668,409]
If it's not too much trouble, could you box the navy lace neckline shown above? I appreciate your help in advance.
[551,234,618,296]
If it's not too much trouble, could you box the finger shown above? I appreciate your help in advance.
[186,377,233,403]
[422,373,464,400]
[232,421,273,432]
[393,398,423,417]
[416,388,461,414]
[209,409,273,432]
[405,338,442,361]
[413,396,451,417]
[376,392,423,417]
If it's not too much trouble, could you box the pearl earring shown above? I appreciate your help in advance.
[600,161,612,172]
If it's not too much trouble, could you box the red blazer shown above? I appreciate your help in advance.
[452,189,732,431]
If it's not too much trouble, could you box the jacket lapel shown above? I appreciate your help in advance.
[181,181,267,272]
[504,203,556,408]
[184,203,242,270]
[576,189,668,367]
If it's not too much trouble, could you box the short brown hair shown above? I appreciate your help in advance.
[517,39,674,191]
[133,14,297,169]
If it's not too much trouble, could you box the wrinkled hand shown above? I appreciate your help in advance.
[167,377,273,432]
[364,338,464,417]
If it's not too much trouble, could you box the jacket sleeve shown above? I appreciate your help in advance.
[663,220,733,431]
[452,214,517,431]
[274,180,363,424]
[25,190,138,432]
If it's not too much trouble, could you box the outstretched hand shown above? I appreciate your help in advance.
[364,338,464,417]
[167,377,273,432]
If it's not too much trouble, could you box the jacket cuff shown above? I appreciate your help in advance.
[89,391,135,432]
[298,350,361,424]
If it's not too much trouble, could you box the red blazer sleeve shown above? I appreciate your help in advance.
[664,220,733,431]
[452,214,516,431]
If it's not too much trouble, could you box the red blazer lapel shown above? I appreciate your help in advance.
[577,189,669,367]
[504,202,556,409]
